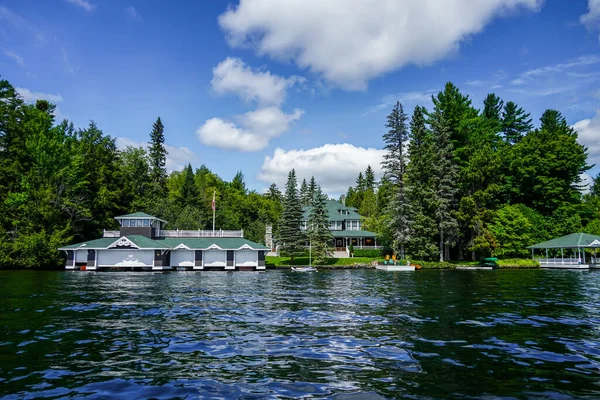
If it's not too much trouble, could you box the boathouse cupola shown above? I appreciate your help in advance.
[115,212,167,239]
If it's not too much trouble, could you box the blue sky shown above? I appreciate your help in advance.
[1,0,599,195]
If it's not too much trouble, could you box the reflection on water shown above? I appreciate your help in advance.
[1,270,600,398]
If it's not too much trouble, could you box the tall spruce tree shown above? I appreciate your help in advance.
[148,117,167,188]
[179,163,199,208]
[308,185,333,264]
[278,169,305,261]
[483,93,504,122]
[382,101,411,259]
[307,176,317,201]
[364,165,376,190]
[405,106,438,260]
[430,110,459,262]
[502,101,533,144]
[300,178,310,206]
[592,173,600,198]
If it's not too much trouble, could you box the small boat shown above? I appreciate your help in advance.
[292,266,317,272]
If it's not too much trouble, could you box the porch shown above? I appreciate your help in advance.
[528,233,600,269]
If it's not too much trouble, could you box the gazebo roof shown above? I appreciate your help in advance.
[527,233,600,249]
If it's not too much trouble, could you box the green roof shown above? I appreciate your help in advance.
[159,237,270,250]
[302,200,362,222]
[527,233,600,249]
[114,212,159,219]
[331,230,377,238]
[60,236,269,251]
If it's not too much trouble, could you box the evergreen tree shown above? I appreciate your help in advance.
[231,171,246,193]
[299,178,310,206]
[148,117,167,189]
[483,93,504,122]
[382,101,411,259]
[179,164,199,208]
[364,165,376,190]
[307,185,333,264]
[502,101,533,144]
[267,183,283,201]
[307,176,318,201]
[430,110,459,262]
[405,106,438,260]
[592,173,600,198]
[277,169,305,261]
[356,172,365,192]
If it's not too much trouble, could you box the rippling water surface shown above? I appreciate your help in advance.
[1,270,600,399]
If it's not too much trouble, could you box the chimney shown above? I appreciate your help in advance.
[340,194,346,206]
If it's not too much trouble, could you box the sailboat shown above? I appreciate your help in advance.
[292,240,317,272]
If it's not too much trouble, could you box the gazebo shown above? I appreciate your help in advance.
[527,233,600,269]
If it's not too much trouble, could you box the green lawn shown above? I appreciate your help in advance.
[266,256,379,267]
[266,256,540,269]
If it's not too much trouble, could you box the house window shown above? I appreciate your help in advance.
[143,219,150,227]
[136,219,143,227]
[122,219,130,227]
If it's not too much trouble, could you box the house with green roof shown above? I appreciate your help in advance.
[59,212,269,271]
[301,199,379,252]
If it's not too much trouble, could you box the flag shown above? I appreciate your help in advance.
[212,190,216,211]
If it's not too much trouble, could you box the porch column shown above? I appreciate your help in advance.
[545,248,548,264]
[583,247,586,265]
[561,248,564,265]
[531,248,534,260]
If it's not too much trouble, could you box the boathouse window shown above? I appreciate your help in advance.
[143,219,150,227]
[122,219,130,227]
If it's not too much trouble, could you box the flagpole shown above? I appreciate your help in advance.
[212,189,216,233]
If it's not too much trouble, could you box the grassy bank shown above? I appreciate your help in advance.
[266,256,540,269]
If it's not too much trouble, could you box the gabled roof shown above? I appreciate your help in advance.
[59,235,170,250]
[59,236,269,251]
[302,200,362,221]
[527,233,600,249]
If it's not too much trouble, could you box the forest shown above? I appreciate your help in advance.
[1,76,599,268]
[0,78,282,268]
[342,83,600,261]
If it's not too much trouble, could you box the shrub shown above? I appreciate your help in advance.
[353,249,384,258]
[497,258,539,269]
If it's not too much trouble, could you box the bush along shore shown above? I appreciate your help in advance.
[265,256,540,270]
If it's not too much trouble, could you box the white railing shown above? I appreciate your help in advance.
[103,230,120,238]
[157,229,244,238]
[537,257,599,265]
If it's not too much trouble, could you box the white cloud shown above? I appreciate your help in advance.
[115,137,199,172]
[3,50,25,67]
[573,110,600,167]
[257,143,386,195]
[197,107,303,152]
[219,0,542,90]
[61,48,75,74]
[211,57,303,106]
[16,87,63,104]
[125,6,141,21]
[581,0,600,41]
[510,55,600,85]
[65,0,95,12]
[363,90,437,116]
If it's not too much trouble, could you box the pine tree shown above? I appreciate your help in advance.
[299,178,310,206]
[592,173,600,198]
[277,169,305,261]
[483,93,504,122]
[356,172,365,192]
[267,183,282,201]
[307,176,317,202]
[430,110,459,262]
[308,185,333,264]
[382,101,411,259]
[502,101,533,144]
[148,117,167,188]
[364,165,376,191]
[405,106,438,260]
[179,163,199,208]
[231,171,246,193]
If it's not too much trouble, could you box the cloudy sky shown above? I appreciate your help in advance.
[2,0,599,195]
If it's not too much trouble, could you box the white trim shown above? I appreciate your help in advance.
[207,243,223,250]
[107,236,140,249]
[236,244,254,250]
[590,240,600,247]
[173,243,191,250]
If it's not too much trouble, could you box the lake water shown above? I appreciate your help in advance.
[1,270,600,399]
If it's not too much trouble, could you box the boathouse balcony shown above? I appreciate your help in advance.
[103,229,244,238]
